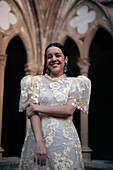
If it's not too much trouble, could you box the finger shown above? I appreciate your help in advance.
[27,115,31,119]
[41,154,46,166]
[34,153,37,162]
[37,154,41,165]
[26,111,30,118]
[43,154,47,166]
[37,158,40,165]
[40,154,44,166]
[46,154,50,159]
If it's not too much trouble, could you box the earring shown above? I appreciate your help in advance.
[64,63,68,73]
[46,65,50,75]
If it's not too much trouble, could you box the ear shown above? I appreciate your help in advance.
[65,56,68,63]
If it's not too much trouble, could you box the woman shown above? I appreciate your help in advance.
[19,43,91,170]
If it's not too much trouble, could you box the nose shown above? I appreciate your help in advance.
[52,55,57,61]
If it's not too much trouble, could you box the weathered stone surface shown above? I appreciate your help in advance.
[0,0,113,163]
[0,157,20,170]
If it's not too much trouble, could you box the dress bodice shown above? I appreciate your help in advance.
[19,74,91,114]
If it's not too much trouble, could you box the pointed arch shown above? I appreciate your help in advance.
[64,36,80,77]
[88,27,113,160]
[2,36,27,157]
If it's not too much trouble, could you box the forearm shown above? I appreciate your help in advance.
[35,103,76,117]
[30,114,43,143]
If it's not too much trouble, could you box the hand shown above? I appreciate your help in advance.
[26,103,37,119]
[34,141,50,166]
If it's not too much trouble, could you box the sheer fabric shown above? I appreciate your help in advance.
[19,74,91,170]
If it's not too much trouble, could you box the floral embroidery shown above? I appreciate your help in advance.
[52,148,73,170]
[49,82,61,90]
[21,76,33,102]
[54,92,65,102]
[45,119,59,148]
[49,81,66,103]
[72,98,89,114]
[19,75,41,112]
[45,73,66,81]
[63,147,70,156]
[19,74,91,169]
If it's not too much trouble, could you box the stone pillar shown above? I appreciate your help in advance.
[77,57,92,162]
[0,54,7,159]
[24,62,40,132]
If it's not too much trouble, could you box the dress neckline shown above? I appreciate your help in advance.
[45,74,66,81]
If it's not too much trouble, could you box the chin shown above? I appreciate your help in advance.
[52,71,64,77]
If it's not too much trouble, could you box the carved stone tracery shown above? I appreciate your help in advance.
[0,0,113,162]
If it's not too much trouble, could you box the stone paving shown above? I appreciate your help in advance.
[0,157,113,170]
[85,160,113,170]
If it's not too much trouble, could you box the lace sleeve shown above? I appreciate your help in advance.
[19,75,40,112]
[68,76,91,114]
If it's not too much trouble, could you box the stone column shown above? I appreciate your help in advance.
[77,57,92,161]
[0,54,7,159]
[24,62,40,132]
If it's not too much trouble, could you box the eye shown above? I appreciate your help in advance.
[47,55,52,59]
[56,54,61,58]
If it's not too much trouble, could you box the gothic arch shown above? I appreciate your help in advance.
[0,0,39,75]
[88,27,113,160]
[64,36,80,76]
[1,35,27,157]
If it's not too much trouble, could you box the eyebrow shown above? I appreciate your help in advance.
[47,52,61,56]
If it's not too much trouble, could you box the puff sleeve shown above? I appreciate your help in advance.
[19,75,41,112]
[68,76,91,114]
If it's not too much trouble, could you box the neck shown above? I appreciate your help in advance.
[50,72,64,78]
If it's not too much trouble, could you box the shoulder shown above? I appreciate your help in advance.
[20,75,33,85]
[33,75,43,82]
[20,75,43,86]
[77,75,91,90]
[67,75,91,88]
[77,75,91,84]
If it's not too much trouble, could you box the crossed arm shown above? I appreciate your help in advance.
[26,99,76,118]
[26,99,76,166]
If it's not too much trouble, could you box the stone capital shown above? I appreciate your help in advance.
[77,57,90,76]
[24,62,41,75]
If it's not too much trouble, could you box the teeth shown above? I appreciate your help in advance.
[51,63,59,66]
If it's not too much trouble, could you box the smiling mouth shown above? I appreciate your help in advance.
[50,62,60,66]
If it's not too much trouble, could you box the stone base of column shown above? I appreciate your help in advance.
[82,145,92,162]
[0,147,4,160]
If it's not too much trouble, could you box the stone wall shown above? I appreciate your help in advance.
[0,0,113,161]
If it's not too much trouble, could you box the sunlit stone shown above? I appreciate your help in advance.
[0,1,17,30]
[70,5,96,34]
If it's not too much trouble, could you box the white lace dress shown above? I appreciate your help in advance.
[19,74,91,170]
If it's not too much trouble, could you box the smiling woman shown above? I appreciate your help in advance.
[19,43,91,170]
[46,46,68,78]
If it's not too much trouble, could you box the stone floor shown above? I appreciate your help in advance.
[0,157,19,170]
[0,157,113,170]
[85,160,113,170]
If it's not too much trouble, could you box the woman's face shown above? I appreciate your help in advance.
[46,46,68,78]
